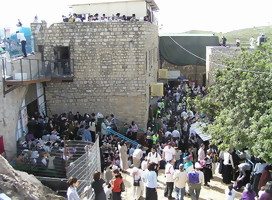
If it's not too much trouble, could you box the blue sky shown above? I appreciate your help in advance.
[1,0,272,33]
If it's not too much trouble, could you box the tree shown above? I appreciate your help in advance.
[194,42,272,162]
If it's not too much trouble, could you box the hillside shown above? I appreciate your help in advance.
[182,26,272,44]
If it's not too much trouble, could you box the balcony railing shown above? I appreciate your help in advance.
[0,57,74,95]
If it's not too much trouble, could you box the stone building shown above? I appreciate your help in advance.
[206,46,245,86]
[32,21,159,129]
[0,0,160,160]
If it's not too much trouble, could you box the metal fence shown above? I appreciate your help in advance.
[66,137,101,199]
[15,139,93,178]
[0,57,74,82]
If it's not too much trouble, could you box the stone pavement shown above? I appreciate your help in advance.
[120,168,242,200]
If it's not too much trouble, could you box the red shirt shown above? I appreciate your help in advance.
[112,177,122,192]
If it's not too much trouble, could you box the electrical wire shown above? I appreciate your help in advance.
[169,36,272,75]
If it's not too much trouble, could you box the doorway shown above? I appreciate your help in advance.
[27,99,39,119]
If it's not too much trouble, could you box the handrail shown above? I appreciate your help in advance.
[107,128,139,147]
[0,57,74,96]
[115,117,146,133]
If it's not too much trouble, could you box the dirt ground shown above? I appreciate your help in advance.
[121,168,242,200]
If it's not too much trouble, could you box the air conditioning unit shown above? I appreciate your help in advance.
[158,69,168,79]
[151,82,164,97]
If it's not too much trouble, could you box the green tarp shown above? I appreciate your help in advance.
[159,34,220,66]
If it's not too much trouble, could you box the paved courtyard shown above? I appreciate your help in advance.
[121,168,242,200]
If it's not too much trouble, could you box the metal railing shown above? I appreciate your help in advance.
[66,137,101,199]
[236,150,255,175]
[107,128,139,147]
[15,139,92,178]
[15,138,100,198]
[115,117,146,133]
[0,57,74,95]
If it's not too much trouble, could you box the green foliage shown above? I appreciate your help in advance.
[193,40,272,162]
[182,25,272,44]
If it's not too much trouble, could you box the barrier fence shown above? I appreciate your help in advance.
[15,137,101,198]
[66,137,101,199]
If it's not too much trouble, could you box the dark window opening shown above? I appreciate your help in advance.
[53,47,71,76]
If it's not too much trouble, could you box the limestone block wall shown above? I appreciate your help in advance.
[0,79,27,159]
[32,22,159,128]
[206,46,243,86]
[161,59,206,86]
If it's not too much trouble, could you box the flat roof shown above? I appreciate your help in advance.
[69,0,159,11]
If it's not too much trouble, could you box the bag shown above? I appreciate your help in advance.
[188,171,200,184]
[120,181,125,192]
[133,177,141,186]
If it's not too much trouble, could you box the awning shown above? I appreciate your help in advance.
[159,34,220,66]
[189,122,211,141]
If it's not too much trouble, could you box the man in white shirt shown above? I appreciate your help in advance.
[220,151,235,184]
[147,147,162,165]
[165,130,172,138]
[181,110,187,118]
[133,145,143,168]
[147,147,162,174]
[171,127,181,140]
[198,143,205,162]
[163,143,176,162]
[157,100,162,109]
[16,31,27,57]
[164,159,175,199]
[173,164,187,200]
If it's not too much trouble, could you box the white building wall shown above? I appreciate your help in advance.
[72,1,146,19]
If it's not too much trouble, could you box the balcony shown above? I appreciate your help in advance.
[1,55,74,95]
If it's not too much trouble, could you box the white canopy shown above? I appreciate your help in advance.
[189,121,211,141]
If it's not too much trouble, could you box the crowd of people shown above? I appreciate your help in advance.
[62,12,151,23]
[14,80,272,200]
[91,81,271,200]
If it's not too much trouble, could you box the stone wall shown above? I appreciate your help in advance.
[32,22,159,128]
[0,77,27,160]
[161,59,206,86]
[206,46,243,86]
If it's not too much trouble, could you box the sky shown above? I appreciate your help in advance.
[1,0,272,34]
